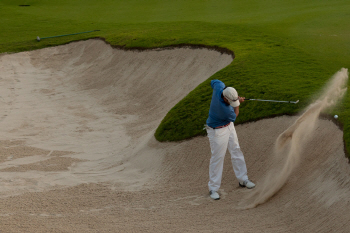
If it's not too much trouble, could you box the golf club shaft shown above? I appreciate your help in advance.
[245,99,299,104]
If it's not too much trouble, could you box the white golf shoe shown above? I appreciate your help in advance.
[209,190,220,200]
[239,180,256,189]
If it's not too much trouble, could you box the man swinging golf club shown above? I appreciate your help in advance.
[206,80,255,200]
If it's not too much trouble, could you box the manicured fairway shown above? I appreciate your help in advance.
[1,0,350,153]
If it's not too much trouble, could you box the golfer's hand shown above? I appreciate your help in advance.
[239,97,245,103]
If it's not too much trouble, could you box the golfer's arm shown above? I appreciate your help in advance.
[234,106,239,117]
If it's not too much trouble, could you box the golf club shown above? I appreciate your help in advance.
[245,98,299,104]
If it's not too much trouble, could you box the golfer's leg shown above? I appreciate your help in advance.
[227,123,248,183]
[207,127,229,192]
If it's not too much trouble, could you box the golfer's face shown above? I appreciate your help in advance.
[223,97,230,105]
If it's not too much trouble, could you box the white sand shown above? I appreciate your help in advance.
[0,39,350,232]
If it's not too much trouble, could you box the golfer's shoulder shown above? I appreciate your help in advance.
[210,80,225,89]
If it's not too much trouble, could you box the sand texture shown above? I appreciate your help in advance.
[0,39,349,232]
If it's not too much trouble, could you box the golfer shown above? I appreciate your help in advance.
[206,80,255,200]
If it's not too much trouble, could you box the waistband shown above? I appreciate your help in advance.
[214,122,230,129]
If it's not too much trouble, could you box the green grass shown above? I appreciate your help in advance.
[1,0,350,155]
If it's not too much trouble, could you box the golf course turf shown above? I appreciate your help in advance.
[1,0,350,156]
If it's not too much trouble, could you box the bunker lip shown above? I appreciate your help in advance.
[96,37,235,59]
[0,39,349,232]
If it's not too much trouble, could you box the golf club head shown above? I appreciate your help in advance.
[293,100,299,104]
[36,36,41,42]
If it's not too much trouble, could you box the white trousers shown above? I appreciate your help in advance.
[206,122,248,192]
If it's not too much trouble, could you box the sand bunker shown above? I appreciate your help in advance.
[0,39,233,195]
[0,39,350,232]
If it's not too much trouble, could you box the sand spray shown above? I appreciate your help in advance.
[241,68,349,209]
